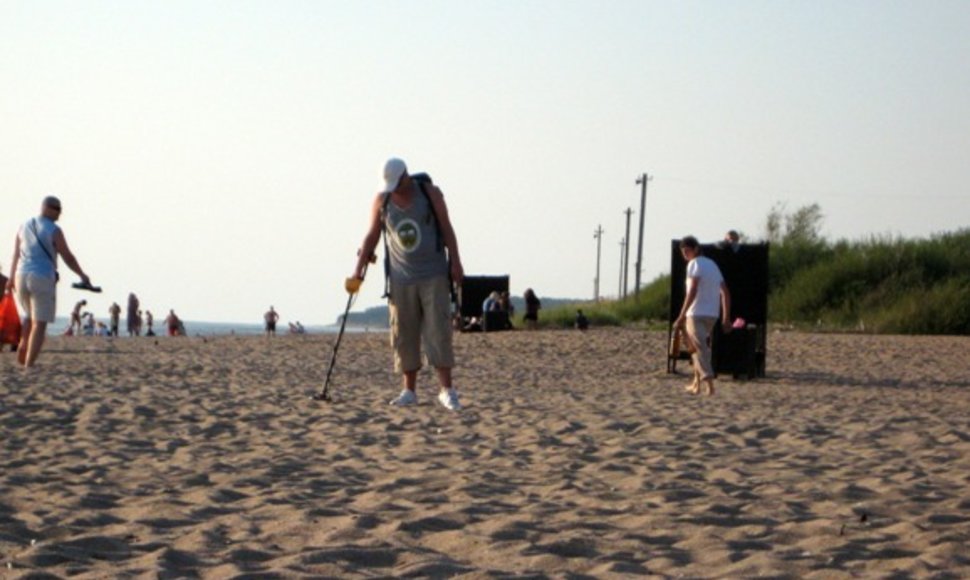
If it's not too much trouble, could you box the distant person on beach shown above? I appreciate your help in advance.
[481,291,505,332]
[499,291,514,329]
[82,312,95,336]
[718,229,741,253]
[524,288,541,330]
[145,310,155,336]
[70,299,87,335]
[6,196,92,369]
[264,306,280,337]
[482,291,500,314]
[0,265,16,352]
[575,309,589,331]
[109,302,121,337]
[165,309,181,336]
[350,157,465,411]
[126,293,140,336]
[0,266,8,349]
[674,235,731,397]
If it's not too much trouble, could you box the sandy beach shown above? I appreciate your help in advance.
[1,328,969,578]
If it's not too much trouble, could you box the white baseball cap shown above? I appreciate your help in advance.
[380,158,408,194]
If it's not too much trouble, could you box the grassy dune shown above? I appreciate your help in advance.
[534,229,970,335]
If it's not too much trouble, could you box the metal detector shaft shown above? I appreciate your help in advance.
[314,256,373,402]
[316,290,355,401]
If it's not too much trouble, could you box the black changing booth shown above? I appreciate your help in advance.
[460,275,511,332]
[667,240,769,379]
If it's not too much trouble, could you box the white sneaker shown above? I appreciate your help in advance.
[437,388,461,411]
[389,389,418,406]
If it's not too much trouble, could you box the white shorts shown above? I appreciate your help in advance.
[16,273,57,323]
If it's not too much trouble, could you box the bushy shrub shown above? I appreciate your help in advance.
[770,228,970,334]
[867,277,970,334]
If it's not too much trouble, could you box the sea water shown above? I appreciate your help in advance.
[45,317,360,337]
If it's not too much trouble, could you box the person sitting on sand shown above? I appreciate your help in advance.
[575,309,589,331]
[674,236,731,397]
[482,291,500,314]
[82,312,95,336]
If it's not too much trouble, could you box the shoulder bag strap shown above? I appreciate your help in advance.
[30,219,57,266]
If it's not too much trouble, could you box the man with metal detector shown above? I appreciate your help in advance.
[350,157,465,411]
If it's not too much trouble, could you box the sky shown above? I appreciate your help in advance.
[2,0,968,325]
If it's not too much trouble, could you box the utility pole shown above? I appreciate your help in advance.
[634,173,651,299]
[618,238,626,297]
[623,207,633,299]
[593,225,604,301]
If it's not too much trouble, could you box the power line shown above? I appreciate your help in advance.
[661,175,967,201]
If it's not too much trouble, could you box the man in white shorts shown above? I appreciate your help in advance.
[6,196,92,369]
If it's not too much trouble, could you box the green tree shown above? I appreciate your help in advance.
[766,202,831,294]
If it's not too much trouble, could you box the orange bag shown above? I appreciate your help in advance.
[1,293,22,346]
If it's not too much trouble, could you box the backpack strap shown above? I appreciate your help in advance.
[412,177,457,305]
[412,175,444,253]
[380,192,392,299]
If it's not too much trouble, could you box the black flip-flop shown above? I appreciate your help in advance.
[72,281,103,293]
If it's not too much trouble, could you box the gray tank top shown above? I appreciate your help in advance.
[384,183,448,284]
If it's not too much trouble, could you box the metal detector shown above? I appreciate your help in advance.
[312,255,374,403]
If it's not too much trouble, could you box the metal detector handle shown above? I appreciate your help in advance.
[346,250,378,294]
